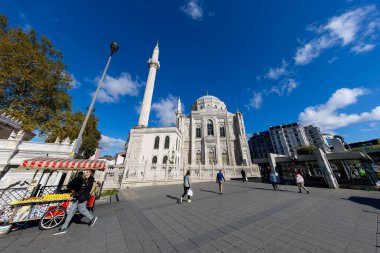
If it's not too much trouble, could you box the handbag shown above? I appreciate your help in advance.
[187,188,193,196]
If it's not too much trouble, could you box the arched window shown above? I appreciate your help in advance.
[154,136,160,149]
[196,151,201,164]
[220,125,226,137]
[207,120,214,136]
[196,126,201,138]
[152,156,157,169]
[164,136,170,149]
[163,156,168,164]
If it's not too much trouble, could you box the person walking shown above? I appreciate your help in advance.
[216,170,225,195]
[270,170,278,190]
[179,170,192,203]
[295,170,309,194]
[53,170,98,235]
[241,169,247,183]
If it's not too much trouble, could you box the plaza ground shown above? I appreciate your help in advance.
[0,181,379,253]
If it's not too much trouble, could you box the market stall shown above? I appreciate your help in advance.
[0,157,106,234]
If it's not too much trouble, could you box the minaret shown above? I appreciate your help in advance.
[176,97,182,114]
[137,42,160,127]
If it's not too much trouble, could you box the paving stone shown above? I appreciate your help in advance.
[1,182,379,253]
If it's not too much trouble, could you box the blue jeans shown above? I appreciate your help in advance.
[61,200,94,230]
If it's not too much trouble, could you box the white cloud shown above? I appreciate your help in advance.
[94,72,142,103]
[70,75,81,89]
[351,43,375,53]
[360,122,379,132]
[151,95,183,126]
[246,92,263,110]
[180,0,204,20]
[295,5,380,65]
[265,60,289,80]
[328,56,338,64]
[270,78,299,96]
[299,87,380,132]
[99,134,125,154]
[134,101,142,114]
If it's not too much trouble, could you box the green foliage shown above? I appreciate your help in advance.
[0,15,101,158]
[0,15,72,131]
[297,145,317,155]
[100,189,119,197]
[41,111,101,158]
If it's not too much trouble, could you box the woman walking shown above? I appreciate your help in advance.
[180,170,192,203]
[295,170,309,194]
[269,170,278,191]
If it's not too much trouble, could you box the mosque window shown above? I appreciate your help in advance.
[164,136,170,149]
[152,156,157,169]
[220,125,226,137]
[154,136,160,149]
[196,126,201,138]
[163,156,168,164]
[207,120,214,136]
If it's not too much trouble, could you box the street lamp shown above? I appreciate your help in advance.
[71,42,119,158]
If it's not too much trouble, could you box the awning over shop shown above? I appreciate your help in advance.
[19,157,106,171]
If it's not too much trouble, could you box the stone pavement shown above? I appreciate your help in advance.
[0,181,379,253]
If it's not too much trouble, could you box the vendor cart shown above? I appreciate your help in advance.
[0,157,106,232]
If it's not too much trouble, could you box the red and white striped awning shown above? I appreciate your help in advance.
[19,157,106,171]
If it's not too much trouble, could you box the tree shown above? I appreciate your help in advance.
[297,145,317,155]
[0,15,101,158]
[0,15,72,131]
[41,111,101,159]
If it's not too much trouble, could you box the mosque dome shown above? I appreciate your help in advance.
[196,95,220,101]
[192,94,226,112]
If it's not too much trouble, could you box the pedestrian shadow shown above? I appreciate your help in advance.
[200,189,220,194]
[248,187,295,193]
[166,195,179,201]
[343,196,380,210]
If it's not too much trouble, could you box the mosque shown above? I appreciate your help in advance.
[122,43,257,185]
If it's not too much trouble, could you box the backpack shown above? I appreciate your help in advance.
[90,181,100,197]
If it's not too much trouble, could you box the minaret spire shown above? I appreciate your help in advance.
[137,43,160,127]
[177,97,182,114]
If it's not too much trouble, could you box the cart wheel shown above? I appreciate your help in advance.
[39,207,66,230]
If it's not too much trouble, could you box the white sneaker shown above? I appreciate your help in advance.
[188,199,191,203]
[179,198,183,203]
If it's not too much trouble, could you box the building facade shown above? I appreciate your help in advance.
[123,43,258,186]
[248,131,274,159]
[249,123,329,160]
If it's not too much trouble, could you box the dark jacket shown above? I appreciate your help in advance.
[67,177,84,193]
[74,176,94,203]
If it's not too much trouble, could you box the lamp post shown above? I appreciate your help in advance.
[71,42,119,158]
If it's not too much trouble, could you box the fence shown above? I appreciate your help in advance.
[123,163,260,185]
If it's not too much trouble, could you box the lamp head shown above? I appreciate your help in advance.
[110,42,119,55]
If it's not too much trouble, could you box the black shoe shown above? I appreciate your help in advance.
[53,228,67,235]
[89,217,98,227]
[299,191,302,193]
[307,191,310,194]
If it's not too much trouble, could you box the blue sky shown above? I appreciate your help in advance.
[2,0,380,155]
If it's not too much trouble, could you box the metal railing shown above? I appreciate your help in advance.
[0,187,31,210]
[123,163,260,183]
